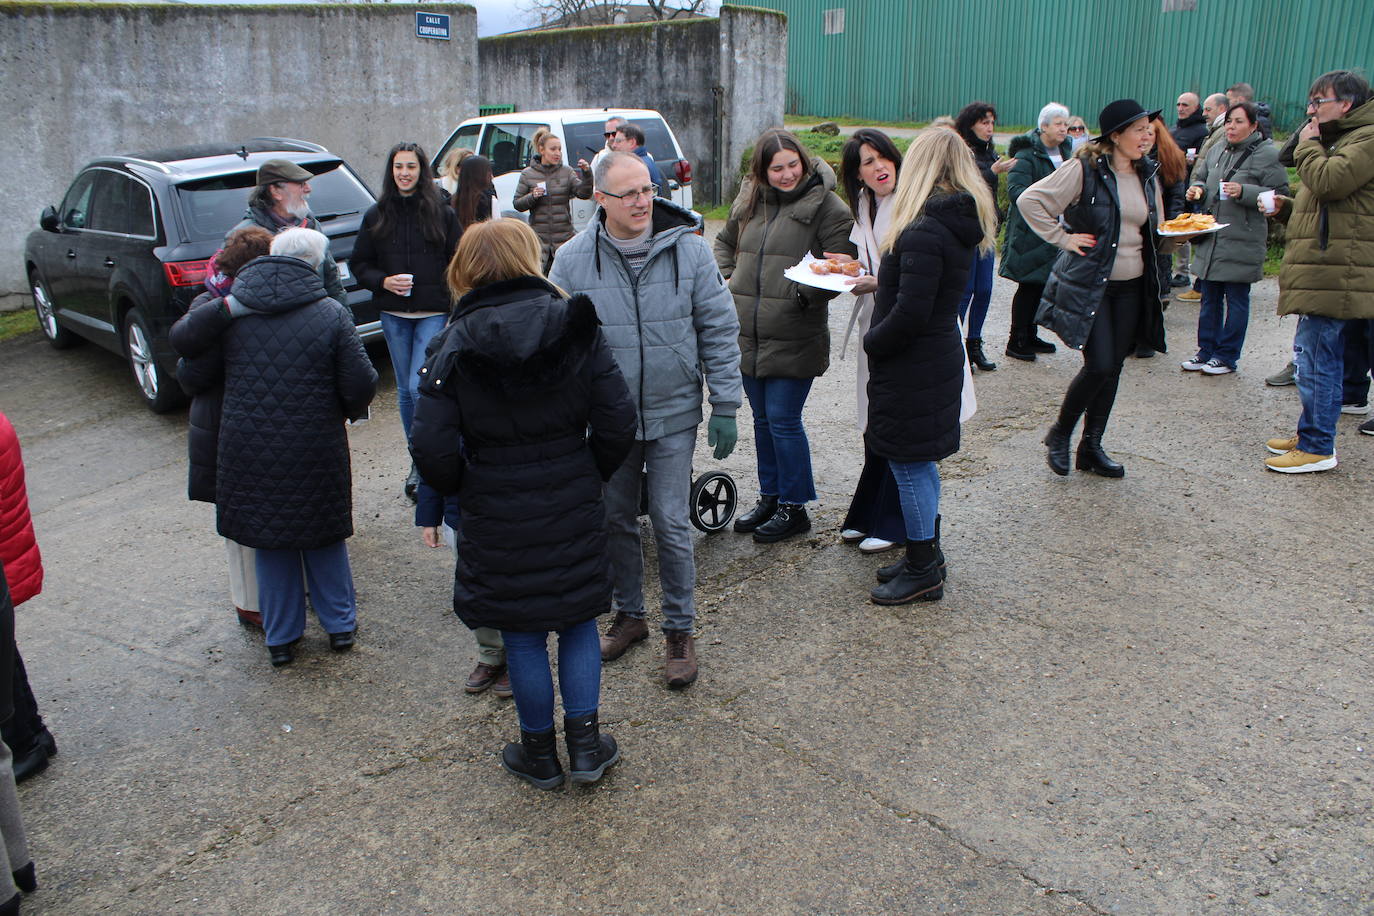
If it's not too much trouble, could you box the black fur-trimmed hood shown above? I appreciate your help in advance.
[430,276,600,396]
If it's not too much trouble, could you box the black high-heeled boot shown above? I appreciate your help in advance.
[1044,425,1072,476]
[1076,418,1125,477]
[966,338,997,371]
[502,728,565,790]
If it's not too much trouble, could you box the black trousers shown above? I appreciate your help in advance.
[0,649,43,752]
[1055,278,1143,435]
[1009,282,1044,344]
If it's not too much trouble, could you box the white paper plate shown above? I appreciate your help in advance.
[1157,222,1229,237]
[783,253,867,293]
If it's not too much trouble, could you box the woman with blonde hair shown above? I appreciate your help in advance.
[410,219,636,789]
[866,128,997,605]
[514,128,592,272]
[436,147,474,197]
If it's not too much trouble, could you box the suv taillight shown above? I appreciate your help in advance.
[163,259,211,288]
[675,159,692,184]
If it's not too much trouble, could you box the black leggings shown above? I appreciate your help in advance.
[1010,282,1044,343]
[1056,278,1143,434]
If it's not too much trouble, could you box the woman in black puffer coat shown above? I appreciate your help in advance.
[865,128,998,607]
[171,225,275,630]
[196,228,377,667]
[410,220,635,790]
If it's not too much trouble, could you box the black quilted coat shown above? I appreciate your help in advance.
[864,193,982,464]
[409,277,636,633]
[212,256,378,550]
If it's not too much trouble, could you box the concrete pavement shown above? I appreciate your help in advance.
[0,273,1370,914]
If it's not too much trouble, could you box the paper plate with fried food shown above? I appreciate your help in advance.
[1158,213,1229,237]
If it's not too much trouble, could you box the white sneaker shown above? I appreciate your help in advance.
[1201,358,1234,375]
[1181,355,1208,371]
[858,537,898,554]
[840,528,865,543]
[1340,401,1370,415]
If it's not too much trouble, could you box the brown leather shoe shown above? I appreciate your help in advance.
[235,607,263,629]
[600,612,649,661]
[464,662,505,694]
[491,669,512,699]
[664,629,698,689]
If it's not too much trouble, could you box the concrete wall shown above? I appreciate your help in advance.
[0,2,478,306]
[478,5,786,208]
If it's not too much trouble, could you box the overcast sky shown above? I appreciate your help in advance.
[467,0,527,36]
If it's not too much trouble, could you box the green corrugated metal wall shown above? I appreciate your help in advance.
[737,0,1374,132]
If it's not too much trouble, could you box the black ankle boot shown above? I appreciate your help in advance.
[564,713,619,785]
[502,728,565,790]
[1076,427,1125,478]
[870,539,944,605]
[1005,335,1037,361]
[11,863,35,894]
[1044,426,1072,476]
[752,503,811,543]
[1028,335,1057,354]
[966,338,997,371]
[733,494,778,533]
[878,516,948,583]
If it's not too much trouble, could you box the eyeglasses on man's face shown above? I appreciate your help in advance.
[1307,96,1338,109]
[601,185,659,204]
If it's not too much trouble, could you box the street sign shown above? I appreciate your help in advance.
[416,12,450,40]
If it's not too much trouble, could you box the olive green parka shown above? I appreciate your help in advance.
[1276,98,1374,319]
[713,159,856,378]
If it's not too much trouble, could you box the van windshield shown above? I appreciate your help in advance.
[174,161,374,242]
[565,118,680,168]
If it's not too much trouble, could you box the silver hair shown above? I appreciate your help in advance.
[1038,102,1070,128]
[270,226,328,269]
[593,151,647,193]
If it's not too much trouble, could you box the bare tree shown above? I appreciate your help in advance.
[520,1,715,29]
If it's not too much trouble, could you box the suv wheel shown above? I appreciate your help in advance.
[123,307,182,413]
[30,271,79,349]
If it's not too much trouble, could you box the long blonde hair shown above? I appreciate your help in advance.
[446,220,557,302]
[881,128,998,255]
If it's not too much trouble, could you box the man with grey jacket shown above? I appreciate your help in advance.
[549,152,741,689]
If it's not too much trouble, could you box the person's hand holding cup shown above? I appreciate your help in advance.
[532,181,547,198]
[1258,190,1278,215]
[383,273,415,297]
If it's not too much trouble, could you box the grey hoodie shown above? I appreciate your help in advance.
[549,199,741,441]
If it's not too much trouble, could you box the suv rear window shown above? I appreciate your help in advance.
[564,118,680,168]
[173,161,373,242]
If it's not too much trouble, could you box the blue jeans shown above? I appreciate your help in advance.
[1196,280,1252,368]
[602,428,698,632]
[1293,314,1346,455]
[957,250,996,340]
[741,375,817,505]
[888,460,940,541]
[380,312,448,440]
[256,541,357,648]
[500,618,601,734]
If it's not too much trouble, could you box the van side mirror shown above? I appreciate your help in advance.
[40,206,60,232]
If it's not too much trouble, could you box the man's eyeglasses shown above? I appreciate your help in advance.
[1307,96,1338,108]
[1067,126,1087,134]
[601,185,659,204]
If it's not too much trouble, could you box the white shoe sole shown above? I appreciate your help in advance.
[840,529,865,543]
[858,537,899,554]
[1202,365,1234,375]
[1181,362,1206,371]
[1266,456,1337,473]
[1265,443,1296,455]
[1340,404,1370,415]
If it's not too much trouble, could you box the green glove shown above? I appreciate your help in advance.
[707,415,737,460]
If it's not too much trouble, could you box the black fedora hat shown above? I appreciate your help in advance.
[1093,99,1163,142]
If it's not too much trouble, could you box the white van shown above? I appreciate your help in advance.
[432,108,695,231]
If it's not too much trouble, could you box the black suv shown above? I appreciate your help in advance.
[24,138,380,412]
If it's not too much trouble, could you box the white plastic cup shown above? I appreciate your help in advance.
[536,181,547,193]
[1186,148,1197,163]
[1259,190,1277,214]
[397,273,414,297]
[1218,180,1229,200]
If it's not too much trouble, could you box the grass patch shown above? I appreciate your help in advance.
[700,202,732,221]
[0,309,37,342]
